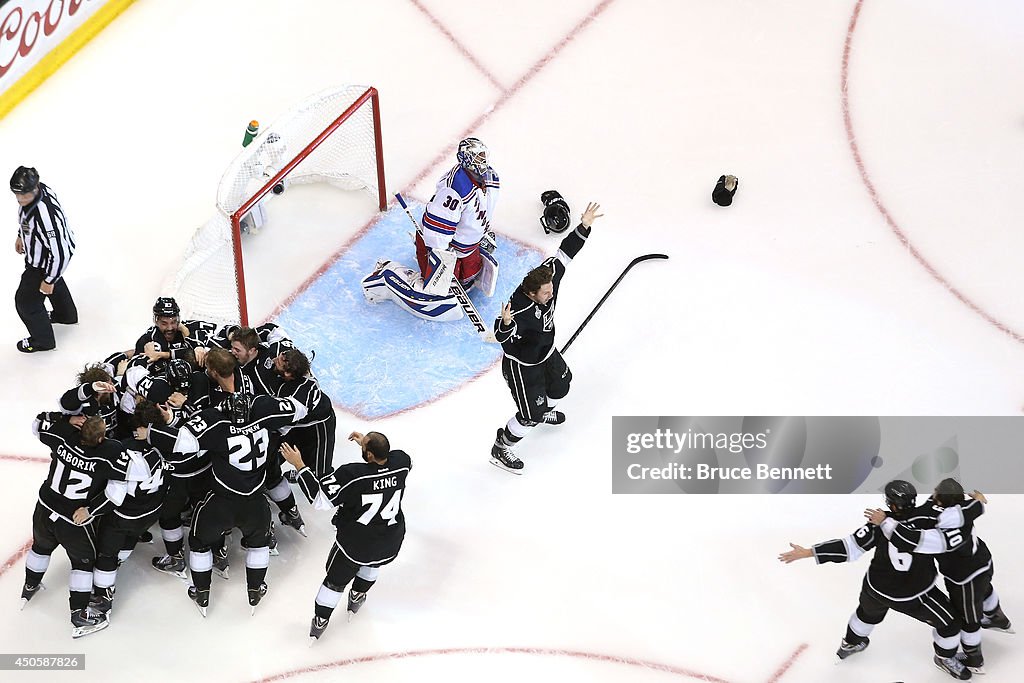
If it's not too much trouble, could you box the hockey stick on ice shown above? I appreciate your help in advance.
[560,254,669,354]
[394,193,498,343]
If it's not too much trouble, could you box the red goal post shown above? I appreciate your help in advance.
[167,85,386,326]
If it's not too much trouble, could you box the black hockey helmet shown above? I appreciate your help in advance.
[153,297,180,319]
[135,375,173,405]
[10,166,39,194]
[219,389,251,425]
[884,479,917,516]
[165,359,193,393]
[540,190,571,234]
[933,477,965,508]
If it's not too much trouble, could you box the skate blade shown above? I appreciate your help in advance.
[71,619,109,639]
[250,605,257,616]
[269,547,280,557]
[297,525,307,538]
[489,458,524,475]
[213,567,230,580]
[308,636,319,647]
[347,610,356,622]
[967,664,986,675]
[986,625,1015,634]
[195,604,207,618]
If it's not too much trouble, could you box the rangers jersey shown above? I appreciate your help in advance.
[420,165,499,257]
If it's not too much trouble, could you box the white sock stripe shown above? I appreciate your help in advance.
[506,416,532,439]
[356,566,379,581]
[982,588,999,612]
[162,526,184,543]
[25,550,50,573]
[69,569,92,593]
[315,584,342,609]
[267,478,291,502]
[189,550,214,573]
[93,568,117,589]
[849,613,874,637]
[932,627,959,651]
[545,396,559,409]
[961,629,982,646]
[246,546,270,570]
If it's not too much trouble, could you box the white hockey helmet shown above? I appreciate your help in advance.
[457,137,489,177]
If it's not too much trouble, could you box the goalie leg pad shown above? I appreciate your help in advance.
[476,248,498,297]
[423,249,457,296]
[361,262,464,322]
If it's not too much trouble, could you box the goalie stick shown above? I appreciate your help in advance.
[560,254,669,354]
[394,193,498,343]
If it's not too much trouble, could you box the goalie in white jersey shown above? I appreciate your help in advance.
[361,138,500,322]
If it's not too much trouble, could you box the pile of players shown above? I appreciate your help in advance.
[20,296,410,642]
[779,478,1014,680]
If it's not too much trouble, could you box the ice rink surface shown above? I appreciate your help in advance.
[0,1,1021,681]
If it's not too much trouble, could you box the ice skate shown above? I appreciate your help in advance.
[934,654,972,680]
[19,582,43,610]
[489,429,523,475]
[279,507,307,537]
[309,615,330,643]
[152,553,187,579]
[347,590,366,621]
[187,585,209,617]
[835,637,869,661]
[248,581,268,615]
[71,607,109,638]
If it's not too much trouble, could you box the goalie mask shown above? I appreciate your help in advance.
[539,190,571,234]
[457,137,489,178]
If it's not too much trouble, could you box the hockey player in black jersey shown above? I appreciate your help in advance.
[90,400,169,618]
[59,364,120,437]
[22,414,127,637]
[134,296,217,364]
[867,479,1012,674]
[779,480,972,680]
[281,431,411,642]
[138,349,307,616]
[489,201,602,474]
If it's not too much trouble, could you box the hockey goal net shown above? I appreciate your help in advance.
[167,85,386,326]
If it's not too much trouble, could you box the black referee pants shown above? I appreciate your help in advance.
[16,266,77,348]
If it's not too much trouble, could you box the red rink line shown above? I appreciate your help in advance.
[0,453,48,464]
[251,646,735,683]
[842,0,1024,344]
[764,644,807,683]
[399,0,617,195]
[408,0,505,91]
[0,540,31,580]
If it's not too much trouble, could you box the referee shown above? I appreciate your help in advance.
[11,166,77,353]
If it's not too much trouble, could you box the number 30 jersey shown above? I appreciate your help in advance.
[293,451,412,566]
[149,395,306,497]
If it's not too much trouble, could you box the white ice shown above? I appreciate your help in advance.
[0,1,1021,681]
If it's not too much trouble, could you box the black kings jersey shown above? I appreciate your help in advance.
[885,499,990,585]
[494,223,590,365]
[295,450,412,566]
[155,396,304,496]
[813,521,937,601]
[34,413,127,523]
[115,438,168,519]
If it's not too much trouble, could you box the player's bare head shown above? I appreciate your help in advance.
[883,479,917,520]
[275,348,309,381]
[362,431,390,463]
[77,363,113,387]
[457,137,489,178]
[522,266,554,304]
[205,347,237,380]
[933,478,965,508]
[229,327,260,363]
[80,416,107,446]
[131,398,164,429]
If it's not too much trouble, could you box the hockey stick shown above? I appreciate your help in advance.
[561,254,669,354]
[394,193,497,343]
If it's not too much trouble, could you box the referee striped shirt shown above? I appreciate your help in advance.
[18,183,75,284]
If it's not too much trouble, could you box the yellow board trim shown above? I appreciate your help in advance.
[0,0,137,120]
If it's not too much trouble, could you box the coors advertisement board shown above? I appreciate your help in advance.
[0,0,110,95]
[612,416,1024,494]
